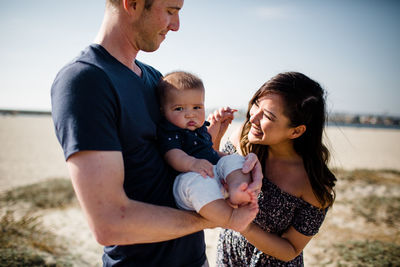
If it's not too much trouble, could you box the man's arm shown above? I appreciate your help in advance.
[67,150,215,246]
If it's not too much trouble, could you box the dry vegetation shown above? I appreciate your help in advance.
[1,170,399,266]
[304,169,400,267]
[0,179,79,266]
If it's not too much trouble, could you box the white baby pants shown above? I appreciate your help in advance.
[173,154,245,212]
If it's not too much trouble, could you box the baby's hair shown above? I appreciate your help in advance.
[158,71,204,105]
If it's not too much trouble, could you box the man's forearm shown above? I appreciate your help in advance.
[85,196,215,246]
[68,150,214,247]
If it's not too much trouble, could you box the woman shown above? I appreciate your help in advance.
[216,72,337,266]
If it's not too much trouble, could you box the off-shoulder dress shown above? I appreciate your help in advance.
[216,141,327,267]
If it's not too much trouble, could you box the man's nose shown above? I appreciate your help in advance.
[169,14,180,32]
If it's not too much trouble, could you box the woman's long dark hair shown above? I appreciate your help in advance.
[240,72,336,208]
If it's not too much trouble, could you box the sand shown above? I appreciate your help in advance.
[221,120,400,172]
[1,115,399,266]
[1,116,398,193]
[0,115,68,192]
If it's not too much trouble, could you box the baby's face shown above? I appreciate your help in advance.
[163,87,205,131]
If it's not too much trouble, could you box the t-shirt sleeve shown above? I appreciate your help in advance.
[157,129,184,155]
[51,62,121,160]
[292,202,327,236]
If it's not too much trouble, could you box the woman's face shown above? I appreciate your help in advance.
[248,93,294,146]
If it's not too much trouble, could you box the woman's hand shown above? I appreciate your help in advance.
[242,153,263,196]
[207,107,237,150]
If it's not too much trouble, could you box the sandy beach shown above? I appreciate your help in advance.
[1,115,399,266]
[1,116,398,193]
[221,120,400,172]
[0,115,68,192]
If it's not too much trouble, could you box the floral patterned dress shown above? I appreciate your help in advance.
[216,141,327,266]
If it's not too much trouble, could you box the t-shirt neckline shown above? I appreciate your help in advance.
[90,43,145,80]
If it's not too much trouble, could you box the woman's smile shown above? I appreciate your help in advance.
[250,124,263,137]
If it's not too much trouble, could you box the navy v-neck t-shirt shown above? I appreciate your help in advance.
[51,44,206,267]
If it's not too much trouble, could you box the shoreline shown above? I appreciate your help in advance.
[2,111,400,130]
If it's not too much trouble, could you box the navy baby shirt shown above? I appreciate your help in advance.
[158,119,220,165]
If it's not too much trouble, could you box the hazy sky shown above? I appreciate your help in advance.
[1,0,399,116]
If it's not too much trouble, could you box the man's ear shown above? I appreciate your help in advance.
[290,125,306,139]
[122,0,143,12]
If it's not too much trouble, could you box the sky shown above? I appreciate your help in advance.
[1,0,400,116]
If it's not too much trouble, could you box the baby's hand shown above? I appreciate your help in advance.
[190,158,214,178]
[207,107,237,145]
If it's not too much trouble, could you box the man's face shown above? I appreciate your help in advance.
[135,0,183,52]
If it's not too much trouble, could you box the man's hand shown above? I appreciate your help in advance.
[227,199,259,232]
[241,153,263,195]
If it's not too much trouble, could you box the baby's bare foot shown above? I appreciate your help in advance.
[228,202,259,232]
[229,182,252,205]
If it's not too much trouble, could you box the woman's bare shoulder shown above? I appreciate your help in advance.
[277,162,322,209]
[300,173,323,209]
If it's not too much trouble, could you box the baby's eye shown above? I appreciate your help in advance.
[193,106,203,110]
[174,107,183,111]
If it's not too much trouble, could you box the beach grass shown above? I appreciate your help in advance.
[0,178,76,266]
[1,178,76,210]
[333,168,400,185]
[334,240,400,267]
[303,169,400,266]
[332,169,400,227]
[0,210,72,267]
[353,195,400,226]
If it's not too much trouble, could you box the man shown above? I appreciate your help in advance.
[51,0,262,266]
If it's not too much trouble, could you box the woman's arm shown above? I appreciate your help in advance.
[241,223,313,262]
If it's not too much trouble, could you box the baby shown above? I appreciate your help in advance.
[157,71,258,231]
